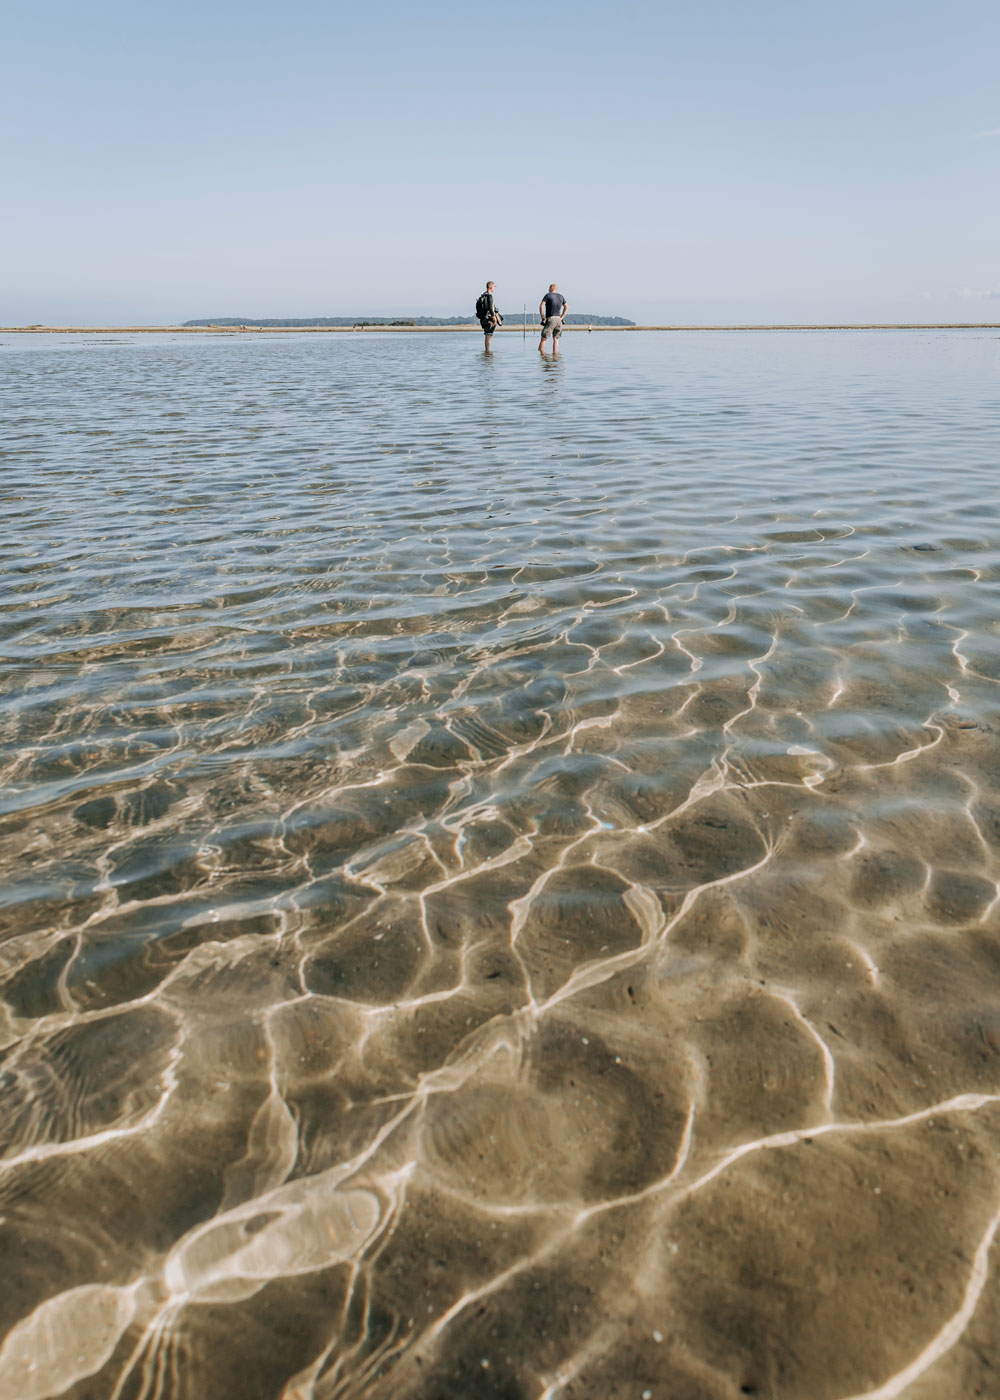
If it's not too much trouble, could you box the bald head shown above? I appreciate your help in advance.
[549,284,558,292]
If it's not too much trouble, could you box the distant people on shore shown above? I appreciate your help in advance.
[476,282,502,351]
[539,284,567,354]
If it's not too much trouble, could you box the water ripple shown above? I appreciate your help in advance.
[2,329,1000,1399]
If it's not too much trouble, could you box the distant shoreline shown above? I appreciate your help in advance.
[4,324,1000,334]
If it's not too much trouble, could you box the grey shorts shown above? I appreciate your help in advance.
[541,316,564,338]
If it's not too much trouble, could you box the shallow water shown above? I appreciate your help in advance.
[1,328,1000,1400]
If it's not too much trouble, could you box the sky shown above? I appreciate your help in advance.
[3,0,999,325]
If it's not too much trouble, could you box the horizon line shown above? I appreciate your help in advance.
[4,323,1000,335]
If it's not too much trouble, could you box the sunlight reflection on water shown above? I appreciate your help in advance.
[2,328,1000,1400]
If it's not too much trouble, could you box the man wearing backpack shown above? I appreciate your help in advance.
[539,283,568,353]
[475,281,502,350]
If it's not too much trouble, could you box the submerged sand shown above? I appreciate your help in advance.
[1,328,999,1400]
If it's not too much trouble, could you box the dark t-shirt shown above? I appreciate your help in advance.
[542,291,566,319]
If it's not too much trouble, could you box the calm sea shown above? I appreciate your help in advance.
[2,329,1000,1400]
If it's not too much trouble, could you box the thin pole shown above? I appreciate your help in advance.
[523,303,526,339]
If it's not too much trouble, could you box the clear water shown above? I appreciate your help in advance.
[2,329,1000,1400]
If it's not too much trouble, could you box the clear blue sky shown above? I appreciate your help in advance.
[4,0,998,324]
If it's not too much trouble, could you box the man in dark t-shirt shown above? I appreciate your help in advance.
[479,281,501,351]
[539,284,567,353]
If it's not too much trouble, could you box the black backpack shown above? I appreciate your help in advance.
[475,292,491,319]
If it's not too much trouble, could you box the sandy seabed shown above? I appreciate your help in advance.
[1,328,999,1400]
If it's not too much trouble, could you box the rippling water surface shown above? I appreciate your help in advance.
[2,328,1000,1400]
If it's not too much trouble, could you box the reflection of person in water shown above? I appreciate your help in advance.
[539,283,567,354]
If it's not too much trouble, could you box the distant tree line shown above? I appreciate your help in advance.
[183,314,637,327]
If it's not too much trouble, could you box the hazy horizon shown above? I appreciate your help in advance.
[8,309,1000,328]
